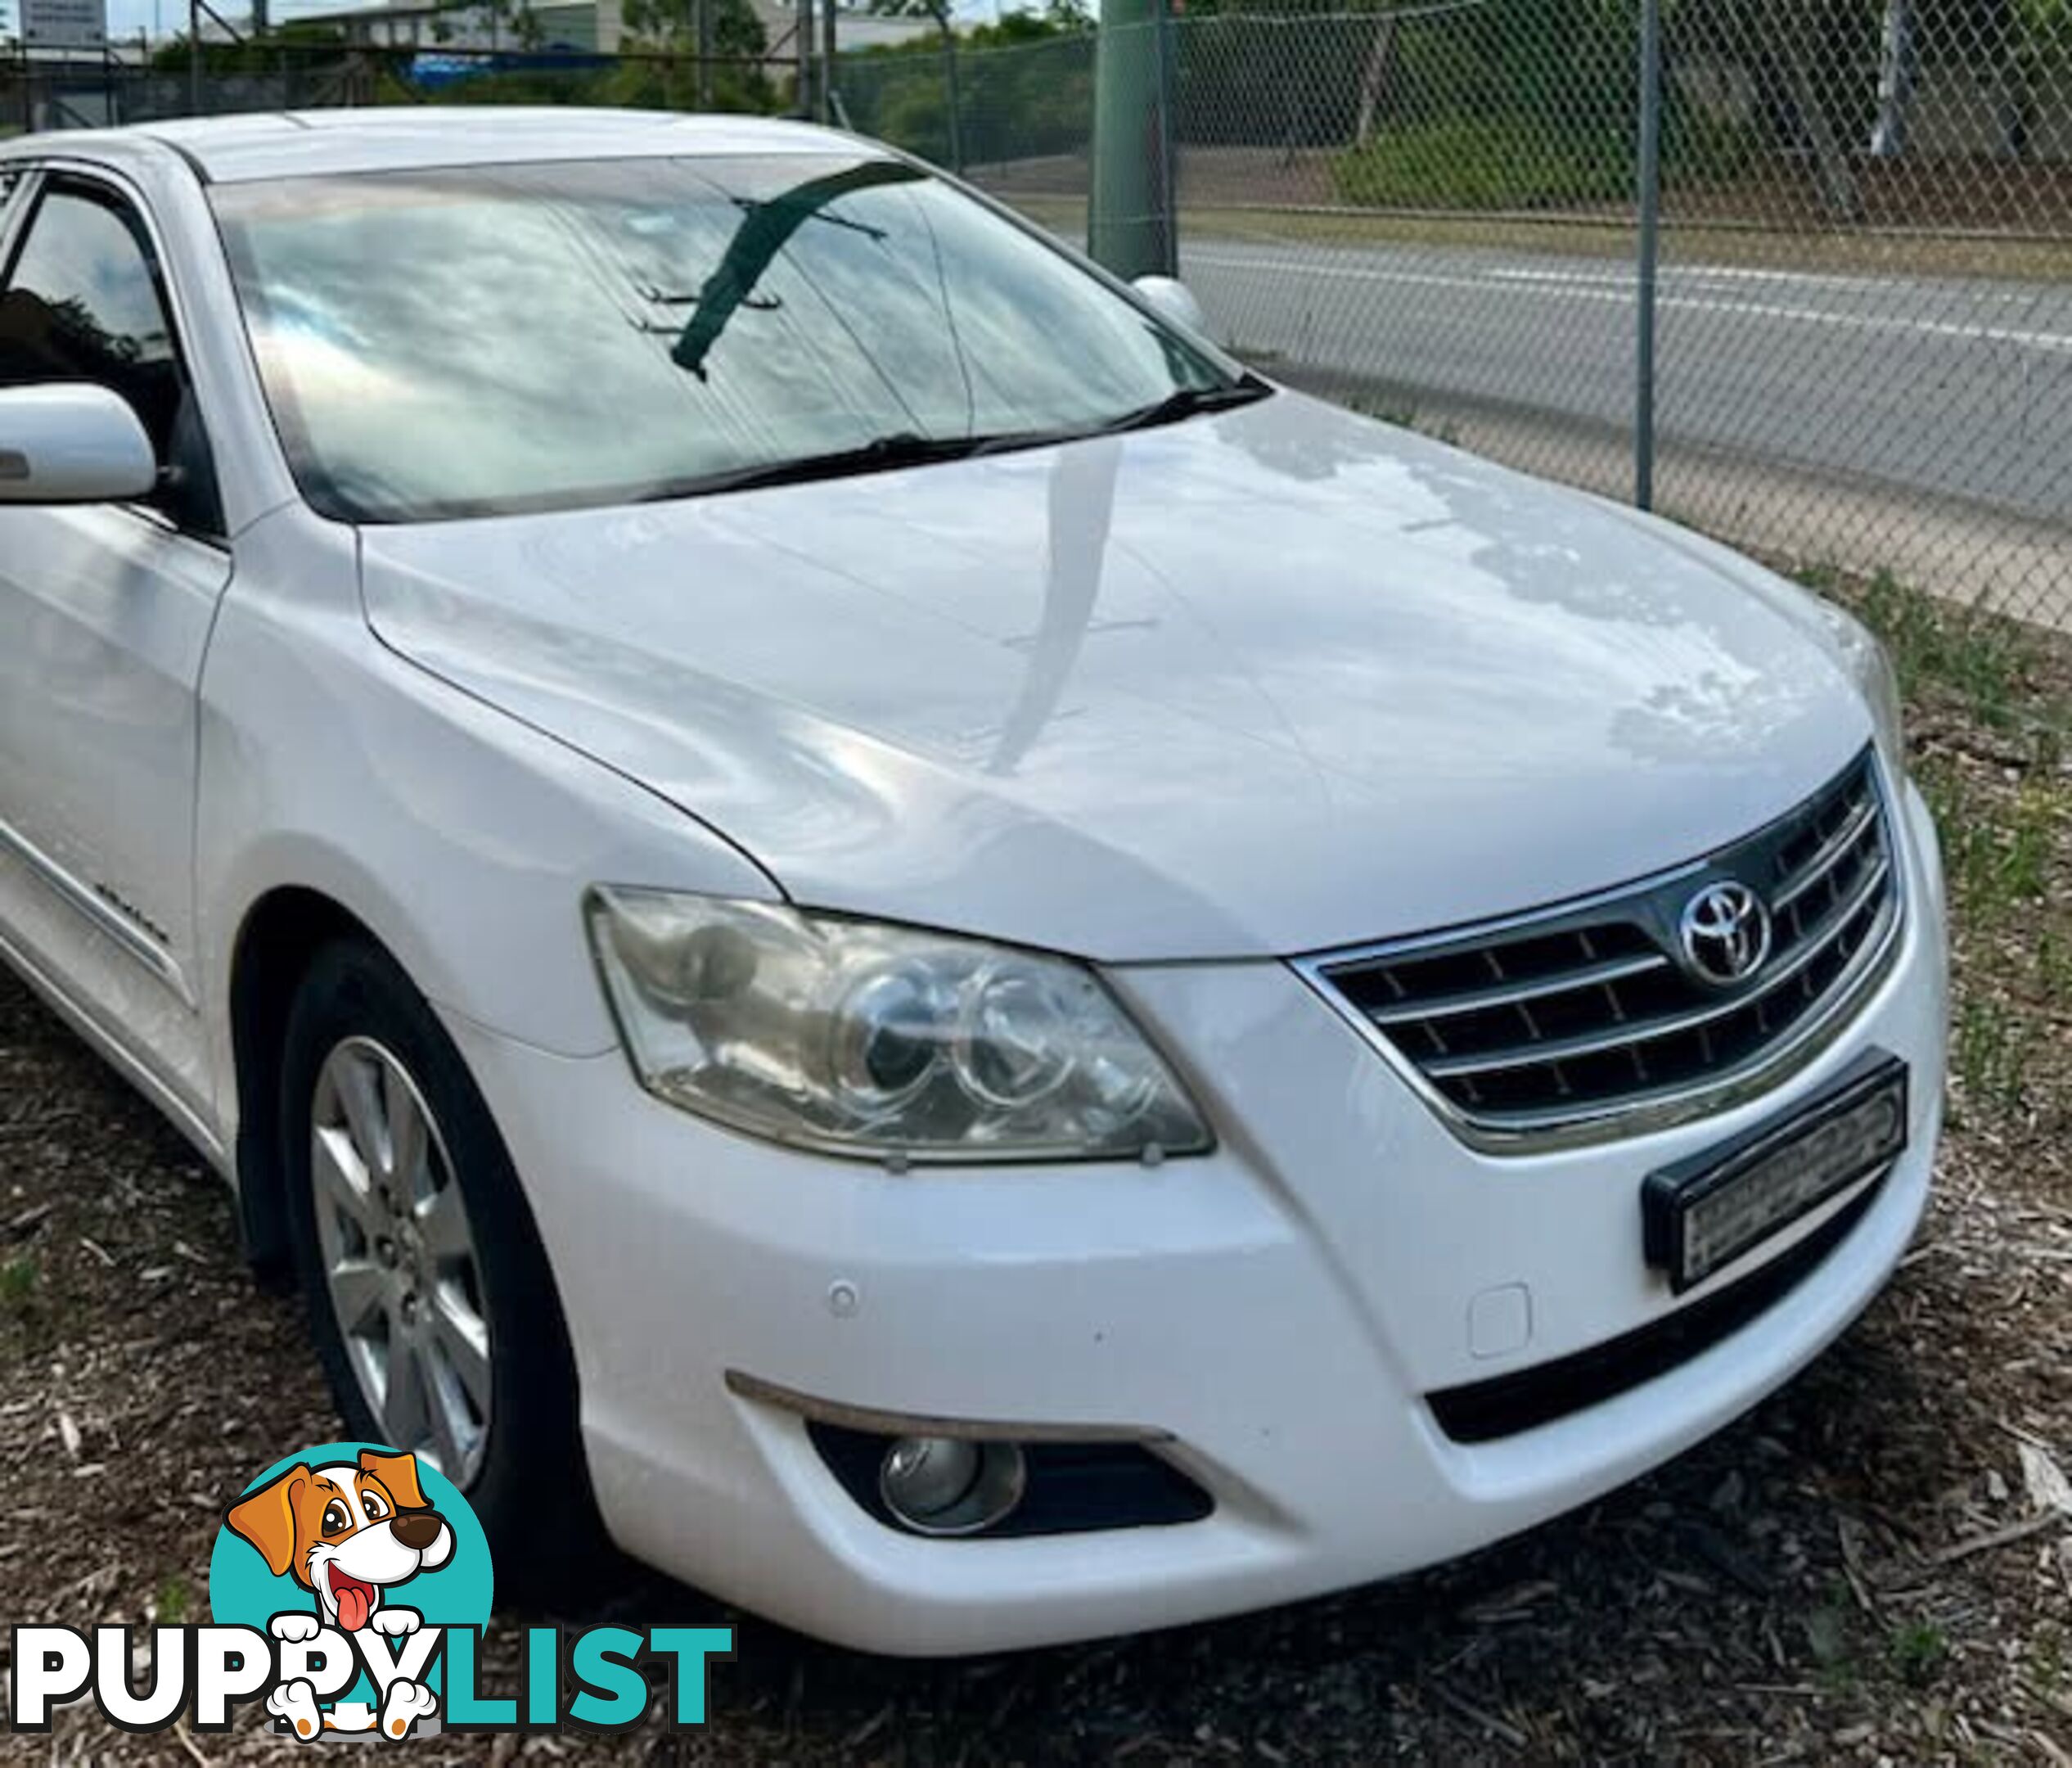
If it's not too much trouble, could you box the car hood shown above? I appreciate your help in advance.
[359,392,1868,961]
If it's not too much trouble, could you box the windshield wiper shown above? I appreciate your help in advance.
[1098,378,1272,436]
[642,430,1034,500]
[637,384,1273,504]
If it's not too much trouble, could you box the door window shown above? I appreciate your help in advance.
[0,169,26,263]
[0,179,222,534]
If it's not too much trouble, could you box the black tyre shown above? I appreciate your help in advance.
[279,937,589,1581]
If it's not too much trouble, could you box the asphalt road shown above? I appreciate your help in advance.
[1180,237,2072,526]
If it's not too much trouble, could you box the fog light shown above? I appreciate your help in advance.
[877,1436,1027,1537]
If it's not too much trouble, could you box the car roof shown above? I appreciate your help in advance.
[0,107,882,184]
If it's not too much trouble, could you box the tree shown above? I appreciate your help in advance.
[622,0,767,62]
[615,0,772,110]
[834,5,1092,168]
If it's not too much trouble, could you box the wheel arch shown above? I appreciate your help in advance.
[226,883,388,1280]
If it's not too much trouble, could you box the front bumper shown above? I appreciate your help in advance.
[446,783,1947,1655]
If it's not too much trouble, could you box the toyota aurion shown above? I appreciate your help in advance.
[0,110,1944,1653]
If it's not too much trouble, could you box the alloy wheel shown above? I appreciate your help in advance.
[309,1036,493,1486]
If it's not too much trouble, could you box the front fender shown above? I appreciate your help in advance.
[195,505,780,1151]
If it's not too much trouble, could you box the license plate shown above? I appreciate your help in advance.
[1643,1051,1908,1293]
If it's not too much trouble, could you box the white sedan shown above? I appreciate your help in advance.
[0,110,1944,1654]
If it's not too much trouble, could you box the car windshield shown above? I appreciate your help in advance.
[209,152,1252,524]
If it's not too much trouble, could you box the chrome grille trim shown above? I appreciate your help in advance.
[1293,749,1907,1154]
[1365,949,1673,1026]
[1773,790,1879,913]
[1419,852,1892,1081]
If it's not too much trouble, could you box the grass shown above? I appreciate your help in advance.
[1331,118,1631,213]
[2041,927,2072,1002]
[0,1253,37,1313]
[1890,1621,1952,1687]
[1925,774,2060,922]
[1954,996,2034,1116]
[1815,568,2071,1136]
[1852,571,2035,733]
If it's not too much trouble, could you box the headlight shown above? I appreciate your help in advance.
[585,887,1213,1163]
[1816,601,1906,769]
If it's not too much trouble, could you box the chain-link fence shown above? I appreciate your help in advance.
[839,31,1097,183]
[6,47,377,128]
[6,3,2067,625]
[912,2,2072,629]
[1,40,783,131]
[1649,2,2072,628]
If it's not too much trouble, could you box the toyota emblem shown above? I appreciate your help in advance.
[1678,880,1772,988]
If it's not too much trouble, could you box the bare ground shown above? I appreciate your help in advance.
[1,585,2069,1766]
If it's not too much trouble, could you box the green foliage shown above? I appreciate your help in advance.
[1316,0,1778,211]
[1955,992,2034,1112]
[149,0,777,114]
[838,9,1094,168]
[1929,759,2057,927]
[597,51,775,115]
[1854,570,2029,731]
[1333,117,1630,210]
[1824,564,2066,1129]
[149,24,344,75]
[1890,1620,1951,1687]
[349,0,776,116]
[622,0,767,62]
[0,1255,35,1312]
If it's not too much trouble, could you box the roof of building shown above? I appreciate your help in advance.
[4,107,880,183]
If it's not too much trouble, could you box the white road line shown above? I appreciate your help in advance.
[1181,250,2072,354]
[1491,263,2045,300]
[1489,264,2051,310]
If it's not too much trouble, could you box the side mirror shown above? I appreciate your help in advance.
[0,385,158,506]
[1131,274,1209,336]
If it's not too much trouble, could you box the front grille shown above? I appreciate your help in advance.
[1305,750,1900,1145]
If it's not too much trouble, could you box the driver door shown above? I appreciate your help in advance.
[0,170,232,1132]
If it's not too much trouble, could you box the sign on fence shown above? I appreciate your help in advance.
[19,0,108,49]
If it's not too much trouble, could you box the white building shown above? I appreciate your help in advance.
[292,0,933,61]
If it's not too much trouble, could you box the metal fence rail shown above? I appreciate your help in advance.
[4,2,2068,625]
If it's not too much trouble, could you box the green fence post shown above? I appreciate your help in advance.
[1635,0,1661,512]
[1088,0,1173,278]
[932,0,964,176]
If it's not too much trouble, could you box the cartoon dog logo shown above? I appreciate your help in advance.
[225,1447,453,1740]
